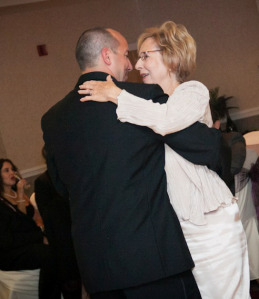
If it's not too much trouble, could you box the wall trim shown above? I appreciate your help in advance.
[20,164,46,178]
[0,0,46,8]
[229,106,259,121]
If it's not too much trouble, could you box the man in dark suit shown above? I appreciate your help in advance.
[42,27,221,299]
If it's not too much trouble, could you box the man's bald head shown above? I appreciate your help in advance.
[75,27,119,71]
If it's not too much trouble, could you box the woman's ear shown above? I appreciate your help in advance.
[101,47,112,65]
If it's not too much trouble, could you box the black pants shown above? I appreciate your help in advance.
[90,270,201,299]
[59,279,82,299]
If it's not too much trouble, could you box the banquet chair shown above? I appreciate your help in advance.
[235,147,259,281]
[244,130,259,154]
[243,130,259,219]
[0,269,40,299]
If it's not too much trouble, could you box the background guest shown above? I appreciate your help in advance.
[34,148,82,299]
[209,103,246,194]
[0,158,59,299]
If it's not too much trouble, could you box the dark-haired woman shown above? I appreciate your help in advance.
[0,158,59,298]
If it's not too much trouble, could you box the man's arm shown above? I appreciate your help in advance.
[117,82,222,172]
[41,114,69,199]
[162,121,222,172]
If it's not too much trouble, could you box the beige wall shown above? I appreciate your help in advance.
[0,0,259,174]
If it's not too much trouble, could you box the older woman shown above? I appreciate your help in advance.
[78,21,250,299]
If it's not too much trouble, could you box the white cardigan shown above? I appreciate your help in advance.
[116,81,235,225]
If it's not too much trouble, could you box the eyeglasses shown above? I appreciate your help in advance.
[138,50,162,61]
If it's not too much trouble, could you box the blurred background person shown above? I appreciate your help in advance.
[209,102,247,195]
[0,158,59,299]
[34,147,82,299]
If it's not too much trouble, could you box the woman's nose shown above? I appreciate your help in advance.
[128,60,133,72]
[135,58,142,70]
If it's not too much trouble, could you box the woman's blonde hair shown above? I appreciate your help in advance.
[137,21,196,83]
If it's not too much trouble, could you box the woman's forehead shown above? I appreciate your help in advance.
[139,38,157,52]
[2,162,12,169]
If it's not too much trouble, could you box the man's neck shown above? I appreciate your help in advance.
[82,66,113,77]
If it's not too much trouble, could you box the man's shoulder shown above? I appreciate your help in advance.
[42,89,76,124]
[117,81,168,103]
[35,171,49,184]
[117,81,161,93]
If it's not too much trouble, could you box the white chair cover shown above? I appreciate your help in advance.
[0,269,40,299]
[235,148,259,280]
[244,131,259,155]
[29,192,38,210]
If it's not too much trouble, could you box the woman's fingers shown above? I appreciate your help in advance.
[79,89,108,103]
[78,88,92,95]
[79,80,104,91]
[80,95,95,102]
[78,77,119,104]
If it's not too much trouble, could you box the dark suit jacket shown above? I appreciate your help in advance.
[41,72,222,293]
[34,171,80,283]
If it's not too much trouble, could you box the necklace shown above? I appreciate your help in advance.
[4,190,17,199]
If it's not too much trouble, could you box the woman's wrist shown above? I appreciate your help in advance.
[114,87,122,98]
[109,96,118,104]
[16,199,26,203]
[109,87,122,104]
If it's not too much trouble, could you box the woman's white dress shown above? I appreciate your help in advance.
[116,81,250,299]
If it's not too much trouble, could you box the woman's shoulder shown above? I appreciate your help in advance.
[175,80,209,95]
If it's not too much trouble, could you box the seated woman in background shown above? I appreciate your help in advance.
[0,158,59,298]
[78,21,250,299]
[2,159,44,228]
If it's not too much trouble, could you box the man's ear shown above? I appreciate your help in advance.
[213,120,221,129]
[101,47,112,65]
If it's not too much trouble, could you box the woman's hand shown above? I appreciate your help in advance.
[43,236,49,245]
[15,181,28,214]
[78,75,121,105]
[16,179,30,212]
[16,178,27,191]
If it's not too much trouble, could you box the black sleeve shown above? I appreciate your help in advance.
[34,174,53,232]
[34,174,52,211]
[117,82,168,103]
[41,114,69,198]
[217,137,235,194]
[117,82,222,171]
[162,122,222,172]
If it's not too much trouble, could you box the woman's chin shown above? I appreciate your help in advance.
[142,77,152,84]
